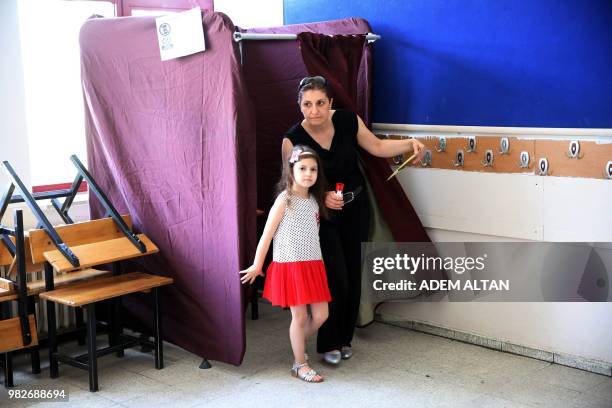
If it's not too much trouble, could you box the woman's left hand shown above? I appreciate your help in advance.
[409,138,426,162]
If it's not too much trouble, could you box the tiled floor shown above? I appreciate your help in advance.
[1,302,611,407]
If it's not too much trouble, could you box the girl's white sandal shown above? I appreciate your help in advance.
[291,362,323,383]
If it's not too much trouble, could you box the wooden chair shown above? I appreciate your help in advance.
[2,156,172,392]
[0,158,123,349]
[31,216,173,392]
[0,210,39,388]
[0,218,123,387]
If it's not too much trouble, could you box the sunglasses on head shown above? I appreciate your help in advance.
[298,76,327,91]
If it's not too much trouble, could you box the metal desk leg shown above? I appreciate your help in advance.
[86,304,98,392]
[75,308,86,345]
[111,262,123,357]
[153,288,163,369]
[28,298,40,374]
[109,299,123,357]
[3,352,13,387]
[107,301,116,350]
[44,264,58,379]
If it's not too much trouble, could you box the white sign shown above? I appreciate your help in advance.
[155,8,205,61]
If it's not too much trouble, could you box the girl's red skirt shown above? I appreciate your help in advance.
[263,260,331,307]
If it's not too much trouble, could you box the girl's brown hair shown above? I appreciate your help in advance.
[277,144,328,219]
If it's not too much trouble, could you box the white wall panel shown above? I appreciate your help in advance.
[543,177,612,241]
[396,168,544,240]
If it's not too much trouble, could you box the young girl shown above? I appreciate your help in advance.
[240,145,331,383]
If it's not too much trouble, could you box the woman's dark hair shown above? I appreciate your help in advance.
[297,76,332,104]
[277,144,328,219]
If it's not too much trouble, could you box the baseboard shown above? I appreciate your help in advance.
[375,311,612,377]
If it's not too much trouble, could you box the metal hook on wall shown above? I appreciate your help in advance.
[537,158,553,176]
[565,140,584,159]
[436,137,446,153]
[481,149,494,167]
[499,137,510,155]
[453,149,465,167]
[518,151,532,169]
[604,161,612,179]
[421,150,432,167]
[466,136,477,153]
[392,154,404,165]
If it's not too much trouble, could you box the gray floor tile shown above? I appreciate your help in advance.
[3,301,610,407]
[439,394,534,408]
[60,365,168,403]
[572,393,612,408]
[585,378,612,401]
[525,363,609,393]
[496,376,588,408]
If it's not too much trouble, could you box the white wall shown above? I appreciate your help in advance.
[375,127,612,364]
[214,0,283,28]
[0,0,30,187]
[0,197,90,231]
[0,0,284,192]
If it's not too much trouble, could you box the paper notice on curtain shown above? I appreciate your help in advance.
[155,8,205,61]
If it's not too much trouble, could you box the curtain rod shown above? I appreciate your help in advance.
[233,32,381,43]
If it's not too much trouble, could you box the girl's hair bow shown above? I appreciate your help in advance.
[289,149,303,164]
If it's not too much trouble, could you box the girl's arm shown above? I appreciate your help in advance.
[355,115,425,160]
[240,194,287,284]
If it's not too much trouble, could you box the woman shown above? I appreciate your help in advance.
[281,76,425,364]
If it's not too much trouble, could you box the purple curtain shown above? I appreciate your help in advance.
[297,33,365,112]
[297,33,431,242]
[81,12,255,365]
[242,18,374,212]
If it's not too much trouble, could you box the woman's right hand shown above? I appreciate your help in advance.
[325,191,344,210]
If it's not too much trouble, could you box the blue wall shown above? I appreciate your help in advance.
[284,0,612,128]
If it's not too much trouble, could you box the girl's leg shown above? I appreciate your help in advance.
[289,305,308,363]
[305,302,329,338]
[290,305,322,381]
